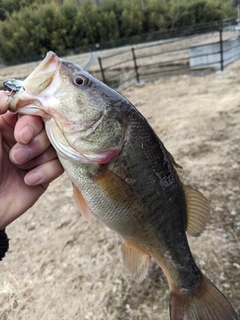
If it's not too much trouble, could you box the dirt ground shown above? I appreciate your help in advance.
[0,56,240,319]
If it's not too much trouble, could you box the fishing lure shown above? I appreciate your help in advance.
[4,78,23,93]
[3,78,23,101]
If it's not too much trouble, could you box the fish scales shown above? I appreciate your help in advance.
[7,51,238,320]
[60,104,199,288]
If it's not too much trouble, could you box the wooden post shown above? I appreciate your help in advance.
[219,28,224,72]
[98,57,107,83]
[132,48,140,83]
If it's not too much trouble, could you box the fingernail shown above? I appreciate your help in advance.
[24,171,41,185]
[11,146,32,164]
[19,125,35,144]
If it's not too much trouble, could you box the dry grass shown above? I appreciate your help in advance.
[0,43,240,320]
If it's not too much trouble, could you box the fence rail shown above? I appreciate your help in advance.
[90,18,236,52]
[97,23,240,89]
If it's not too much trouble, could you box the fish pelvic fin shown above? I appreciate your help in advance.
[72,183,96,222]
[184,185,210,237]
[170,273,238,320]
[121,239,150,283]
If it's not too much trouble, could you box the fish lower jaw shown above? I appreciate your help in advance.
[15,105,50,118]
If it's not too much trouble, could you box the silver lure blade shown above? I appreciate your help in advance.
[3,79,23,93]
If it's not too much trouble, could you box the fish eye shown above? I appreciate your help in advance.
[73,75,89,86]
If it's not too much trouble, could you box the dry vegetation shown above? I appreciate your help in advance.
[0,45,240,320]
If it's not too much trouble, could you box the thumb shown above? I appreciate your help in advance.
[0,91,10,114]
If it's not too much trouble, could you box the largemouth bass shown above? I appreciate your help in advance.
[8,52,238,320]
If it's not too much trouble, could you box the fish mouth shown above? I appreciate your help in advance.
[9,51,62,117]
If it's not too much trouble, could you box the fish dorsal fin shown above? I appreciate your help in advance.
[121,239,150,283]
[165,149,210,236]
[72,183,95,222]
[165,149,185,180]
[184,185,210,237]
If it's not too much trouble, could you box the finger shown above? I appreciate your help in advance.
[11,145,57,170]
[24,158,64,186]
[1,111,18,128]
[0,91,10,114]
[10,127,50,165]
[0,113,17,147]
[14,115,44,144]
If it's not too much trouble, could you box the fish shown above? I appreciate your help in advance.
[8,51,238,320]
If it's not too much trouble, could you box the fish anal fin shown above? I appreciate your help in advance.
[72,183,95,222]
[184,185,210,237]
[121,239,150,283]
[170,273,238,320]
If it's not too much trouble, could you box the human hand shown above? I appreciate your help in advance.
[0,90,64,229]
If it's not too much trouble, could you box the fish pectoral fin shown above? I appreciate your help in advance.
[91,166,135,203]
[184,185,210,237]
[121,239,150,283]
[72,183,95,222]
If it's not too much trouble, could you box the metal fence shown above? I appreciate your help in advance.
[97,19,240,89]
[91,18,235,52]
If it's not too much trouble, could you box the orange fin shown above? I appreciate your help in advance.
[72,183,95,222]
[170,273,238,320]
[184,185,210,237]
[121,239,150,283]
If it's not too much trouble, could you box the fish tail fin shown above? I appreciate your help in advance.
[170,274,238,320]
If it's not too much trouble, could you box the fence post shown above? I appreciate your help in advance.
[98,57,107,83]
[131,48,140,83]
[219,28,224,72]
